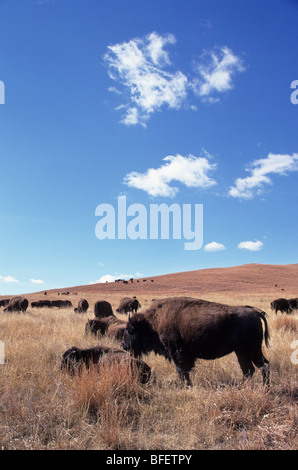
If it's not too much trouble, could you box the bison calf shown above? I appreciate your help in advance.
[60,345,151,384]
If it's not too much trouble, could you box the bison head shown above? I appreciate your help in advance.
[60,347,83,374]
[121,313,169,360]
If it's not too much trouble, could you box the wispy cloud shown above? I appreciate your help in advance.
[0,275,19,283]
[30,279,45,284]
[204,241,226,252]
[124,153,217,197]
[192,46,245,102]
[229,153,298,199]
[238,240,264,251]
[104,33,244,126]
[104,32,188,127]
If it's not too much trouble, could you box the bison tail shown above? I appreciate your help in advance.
[257,310,270,348]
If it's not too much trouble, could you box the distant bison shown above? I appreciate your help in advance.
[122,297,270,387]
[3,296,28,313]
[94,300,113,319]
[74,298,89,313]
[0,299,11,308]
[116,297,141,314]
[31,300,52,308]
[51,300,72,308]
[270,298,292,315]
[289,298,298,310]
[60,345,151,384]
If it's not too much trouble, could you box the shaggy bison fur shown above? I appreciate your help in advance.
[122,296,270,387]
[94,300,113,318]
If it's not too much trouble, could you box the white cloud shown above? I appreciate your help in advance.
[90,272,143,284]
[192,46,245,101]
[0,275,19,283]
[104,33,245,125]
[204,241,226,252]
[30,279,45,284]
[238,240,264,251]
[229,153,298,199]
[124,153,217,197]
[104,32,188,127]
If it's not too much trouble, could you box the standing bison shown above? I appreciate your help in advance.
[270,298,292,315]
[116,297,141,314]
[121,297,270,387]
[3,296,28,313]
[94,300,113,318]
[74,298,89,313]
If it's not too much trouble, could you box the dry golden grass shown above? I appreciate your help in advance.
[0,293,297,450]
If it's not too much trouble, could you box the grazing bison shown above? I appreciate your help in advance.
[31,300,52,308]
[289,298,298,310]
[3,296,28,313]
[270,298,292,315]
[0,299,11,308]
[60,345,151,384]
[74,298,89,313]
[116,297,141,314]
[94,300,113,319]
[121,297,270,387]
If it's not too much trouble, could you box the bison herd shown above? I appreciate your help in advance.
[1,291,297,388]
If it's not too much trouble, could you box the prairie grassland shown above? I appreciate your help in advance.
[0,293,297,450]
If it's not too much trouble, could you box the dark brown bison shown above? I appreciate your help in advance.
[288,298,298,310]
[85,315,117,336]
[0,299,11,308]
[94,300,113,318]
[74,298,89,313]
[270,298,292,315]
[31,300,52,308]
[121,297,270,387]
[3,296,28,313]
[116,297,141,314]
[60,345,151,384]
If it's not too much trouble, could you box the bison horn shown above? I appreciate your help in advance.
[127,312,131,322]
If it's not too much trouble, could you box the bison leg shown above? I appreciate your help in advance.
[252,352,270,388]
[235,352,255,382]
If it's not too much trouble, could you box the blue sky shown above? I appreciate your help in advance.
[0,0,298,294]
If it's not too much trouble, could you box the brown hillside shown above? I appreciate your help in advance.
[19,263,298,301]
